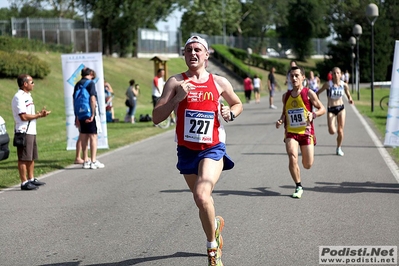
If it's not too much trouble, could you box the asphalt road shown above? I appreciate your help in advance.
[1,90,398,266]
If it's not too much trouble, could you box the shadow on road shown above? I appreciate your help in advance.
[160,182,398,197]
[160,187,282,197]
[40,251,206,266]
[282,181,399,194]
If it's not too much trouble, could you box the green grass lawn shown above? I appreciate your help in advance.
[354,87,390,134]
[353,87,399,162]
[0,52,188,189]
[0,51,395,189]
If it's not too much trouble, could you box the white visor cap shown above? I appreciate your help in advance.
[184,36,209,51]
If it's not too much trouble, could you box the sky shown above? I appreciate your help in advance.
[0,0,9,9]
[156,9,183,32]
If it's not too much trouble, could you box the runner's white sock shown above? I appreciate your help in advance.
[207,240,217,248]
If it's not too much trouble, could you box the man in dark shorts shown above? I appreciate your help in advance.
[73,67,104,169]
[11,74,51,190]
[268,67,278,109]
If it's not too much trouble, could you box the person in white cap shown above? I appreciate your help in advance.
[153,35,243,266]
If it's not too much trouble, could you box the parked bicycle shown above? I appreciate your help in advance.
[156,116,171,129]
[380,95,389,110]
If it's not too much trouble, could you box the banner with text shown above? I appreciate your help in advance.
[61,53,109,150]
[384,41,399,147]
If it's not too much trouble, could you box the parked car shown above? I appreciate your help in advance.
[0,116,10,161]
[284,49,296,58]
[285,49,293,56]
[266,48,280,57]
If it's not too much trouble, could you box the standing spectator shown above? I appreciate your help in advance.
[243,74,253,103]
[152,35,243,266]
[12,74,51,190]
[125,79,139,123]
[152,68,175,124]
[152,68,165,108]
[308,71,320,93]
[267,67,277,109]
[73,67,104,169]
[276,66,326,199]
[317,67,353,156]
[104,79,115,122]
[284,60,298,91]
[253,74,261,103]
[344,70,350,84]
[134,84,140,101]
[327,71,333,81]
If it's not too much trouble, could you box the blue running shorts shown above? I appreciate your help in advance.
[176,142,234,175]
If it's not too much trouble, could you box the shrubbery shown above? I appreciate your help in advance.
[0,51,50,79]
[212,44,318,79]
[0,36,72,78]
[0,36,72,53]
[212,44,263,79]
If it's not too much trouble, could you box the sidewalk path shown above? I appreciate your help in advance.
[0,90,398,265]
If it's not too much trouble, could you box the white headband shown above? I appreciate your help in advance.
[184,36,209,51]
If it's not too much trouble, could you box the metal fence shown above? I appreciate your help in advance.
[0,17,102,53]
[196,34,330,56]
[136,28,182,58]
[136,29,330,58]
[0,17,329,57]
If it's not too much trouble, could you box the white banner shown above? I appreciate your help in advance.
[61,53,109,150]
[384,41,399,147]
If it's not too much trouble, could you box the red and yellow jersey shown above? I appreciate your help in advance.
[176,73,225,150]
[283,88,314,135]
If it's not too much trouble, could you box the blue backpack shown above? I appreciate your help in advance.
[74,80,92,120]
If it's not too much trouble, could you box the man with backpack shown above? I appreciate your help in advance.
[73,67,104,169]
[276,66,325,199]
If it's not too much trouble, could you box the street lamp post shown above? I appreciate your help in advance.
[366,3,379,112]
[353,24,362,101]
[349,37,356,94]
[222,0,226,45]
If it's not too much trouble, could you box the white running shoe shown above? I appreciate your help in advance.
[292,186,303,198]
[90,160,105,169]
[270,105,277,109]
[82,161,91,169]
[336,147,344,156]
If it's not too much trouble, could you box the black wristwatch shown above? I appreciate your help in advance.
[229,111,235,121]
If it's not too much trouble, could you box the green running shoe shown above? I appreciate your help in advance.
[215,216,224,250]
[207,247,223,266]
[292,186,303,199]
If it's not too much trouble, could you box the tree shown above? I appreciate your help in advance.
[283,0,329,61]
[239,0,290,53]
[83,0,123,56]
[319,0,397,82]
[180,0,241,42]
[8,0,78,18]
[76,0,183,56]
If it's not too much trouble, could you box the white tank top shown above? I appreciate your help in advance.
[327,80,345,100]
